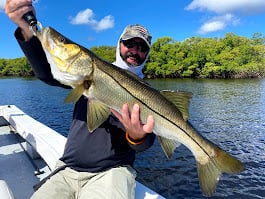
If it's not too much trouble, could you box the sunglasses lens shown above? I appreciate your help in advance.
[139,43,149,52]
[122,39,149,52]
[123,40,134,48]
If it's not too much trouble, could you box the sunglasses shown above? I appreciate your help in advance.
[121,39,149,53]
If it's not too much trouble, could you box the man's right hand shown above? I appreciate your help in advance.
[5,0,36,41]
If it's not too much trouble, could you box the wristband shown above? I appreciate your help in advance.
[125,131,145,145]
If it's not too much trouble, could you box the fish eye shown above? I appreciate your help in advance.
[59,36,66,43]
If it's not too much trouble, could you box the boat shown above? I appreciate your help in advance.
[0,105,165,199]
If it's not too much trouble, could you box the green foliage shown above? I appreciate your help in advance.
[1,32,265,79]
[0,46,116,77]
[0,57,33,77]
[145,32,265,78]
[90,46,116,63]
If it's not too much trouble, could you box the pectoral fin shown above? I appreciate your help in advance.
[160,90,192,121]
[64,84,85,103]
[87,99,111,132]
[158,136,181,159]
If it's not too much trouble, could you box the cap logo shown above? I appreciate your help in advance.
[134,25,148,35]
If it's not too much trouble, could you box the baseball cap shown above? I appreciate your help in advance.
[121,24,152,47]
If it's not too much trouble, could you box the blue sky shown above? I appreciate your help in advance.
[1,0,265,58]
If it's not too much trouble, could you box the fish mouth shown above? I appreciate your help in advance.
[41,28,55,52]
[36,27,50,41]
[42,27,50,44]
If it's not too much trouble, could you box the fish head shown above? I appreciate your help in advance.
[36,26,94,85]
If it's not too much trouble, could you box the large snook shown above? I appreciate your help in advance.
[36,27,244,196]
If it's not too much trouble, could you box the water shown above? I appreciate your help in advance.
[0,77,264,199]
[0,78,74,136]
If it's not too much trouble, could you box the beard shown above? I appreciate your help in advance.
[120,52,145,66]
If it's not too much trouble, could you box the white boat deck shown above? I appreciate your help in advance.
[0,124,49,198]
[0,105,165,199]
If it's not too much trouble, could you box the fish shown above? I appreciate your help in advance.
[35,26,244,196]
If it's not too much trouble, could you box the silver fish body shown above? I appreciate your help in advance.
[36,27,244,196]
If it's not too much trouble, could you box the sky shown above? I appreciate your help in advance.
[1,0,265,58]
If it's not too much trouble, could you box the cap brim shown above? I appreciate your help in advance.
[121,34,151,48]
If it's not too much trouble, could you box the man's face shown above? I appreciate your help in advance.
[119,38,149,67]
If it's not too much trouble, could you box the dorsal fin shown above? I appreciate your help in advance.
[160,90,192,121]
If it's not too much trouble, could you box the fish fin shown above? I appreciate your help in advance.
[160,90,192,121]
[64,84,85,103]
[197,147,245,196]
[87,99,111,132]
[157,136,181,159]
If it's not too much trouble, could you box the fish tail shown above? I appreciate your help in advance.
[196,147,244,197]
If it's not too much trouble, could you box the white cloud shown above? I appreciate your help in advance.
[95,15,114,31]
[186,0,265,15]
[198,14,239,34]
[185,0,265,34]
[70,8,114,32]
[198,20,225,34]
[70,9,94,25]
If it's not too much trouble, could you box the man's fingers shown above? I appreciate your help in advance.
[131,104,140,125]
[121,103,130,121]
[143,115,154,133]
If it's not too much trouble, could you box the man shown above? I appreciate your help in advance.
[5,1,155,199]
